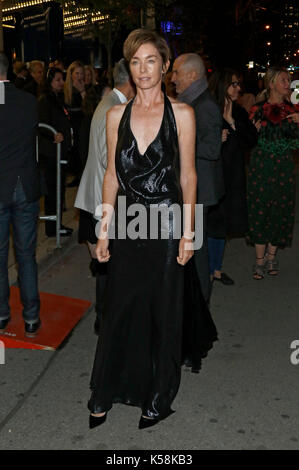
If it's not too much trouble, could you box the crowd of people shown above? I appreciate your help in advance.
[11,58,111,236]
[0,27,298,430]
[12,53,299,287]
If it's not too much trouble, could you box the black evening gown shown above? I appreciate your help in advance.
[88,94,218,419]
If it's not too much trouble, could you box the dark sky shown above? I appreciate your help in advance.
[164,0,284,68]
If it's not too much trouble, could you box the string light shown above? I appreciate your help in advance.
[91,15,108,23]
[64,20,87,29]
[3,0,52,12]
[3,1,109,32]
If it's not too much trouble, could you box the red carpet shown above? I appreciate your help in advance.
[0,286,92,350]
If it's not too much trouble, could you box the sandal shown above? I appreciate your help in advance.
[265,250,279,276]
[253,256,265,280]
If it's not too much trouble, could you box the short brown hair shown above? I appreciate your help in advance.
[123,29,170,67]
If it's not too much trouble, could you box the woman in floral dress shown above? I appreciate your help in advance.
[247,67,299,279]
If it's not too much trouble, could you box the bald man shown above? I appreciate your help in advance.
[172,53,224,301]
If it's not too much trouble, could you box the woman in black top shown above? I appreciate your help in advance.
[38,67,73,237]
[64,61,86,186]
[208,69,258,285]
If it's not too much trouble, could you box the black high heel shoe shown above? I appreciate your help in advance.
[138,409,175,430]
[89,413,107,429]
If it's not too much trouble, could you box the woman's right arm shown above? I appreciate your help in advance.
[96,106,122,263]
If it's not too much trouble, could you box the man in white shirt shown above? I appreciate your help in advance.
[75,59,135,334]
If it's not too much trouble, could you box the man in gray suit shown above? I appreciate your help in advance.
[75,59,135,333]
[172,53,224,302]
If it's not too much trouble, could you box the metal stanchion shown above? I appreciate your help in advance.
[37,123,68,249]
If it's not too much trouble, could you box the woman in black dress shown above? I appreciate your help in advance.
[88,29,217,429]
[208,69,258,284]
[64,61,86,186]
[38,67,73,237]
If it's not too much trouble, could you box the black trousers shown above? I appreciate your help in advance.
[78,209,110,321]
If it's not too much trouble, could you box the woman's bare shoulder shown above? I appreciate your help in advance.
[107,102,127,122]
[168,95,193,111]
[168,97,195,125]
[106,103,127,134]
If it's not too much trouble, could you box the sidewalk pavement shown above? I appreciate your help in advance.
[1,175,299,450]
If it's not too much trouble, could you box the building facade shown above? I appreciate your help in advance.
[280,0,299,70]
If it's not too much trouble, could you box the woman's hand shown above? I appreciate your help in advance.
[287,113,299,124]
[96,237,110,263]
[254,119,262,132]
[222,129,229,142]
[223,97,233,121]
[177,237,194,266]
[54,132,64,144]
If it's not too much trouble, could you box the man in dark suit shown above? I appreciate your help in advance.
[0,53,41,337]
[172,53,224,301]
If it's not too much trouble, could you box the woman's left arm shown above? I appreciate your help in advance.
[176,103,197,266]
